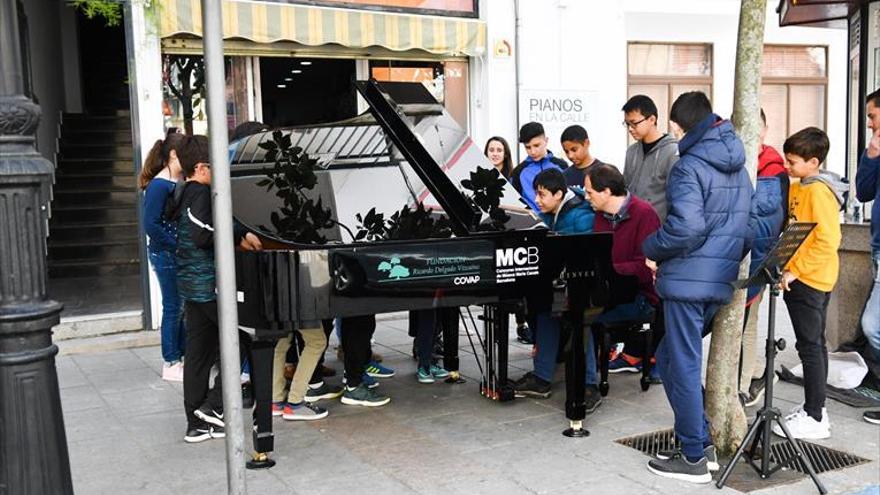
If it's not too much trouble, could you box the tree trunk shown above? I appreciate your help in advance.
[705,0,766,456]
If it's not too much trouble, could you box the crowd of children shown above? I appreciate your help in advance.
[139,87,878,483]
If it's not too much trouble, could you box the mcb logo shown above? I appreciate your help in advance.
[495,247,539,267]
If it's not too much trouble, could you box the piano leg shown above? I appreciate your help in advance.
[481,305,514,402]
[440,307,463,383]
[246,338,277,469]
[563,307,590,438]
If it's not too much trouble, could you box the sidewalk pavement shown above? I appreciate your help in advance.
[59,302,879,494]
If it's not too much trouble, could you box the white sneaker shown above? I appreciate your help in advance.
[162,361,184,382]
[772,406,830,439]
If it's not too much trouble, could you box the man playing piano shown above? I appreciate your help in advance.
[170,135,264,443]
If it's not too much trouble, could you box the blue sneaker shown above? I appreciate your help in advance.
[429,364,449,379]
[417,366,434,384]
[342,372,379,389]
[365,360,395,378]
[608,354,642,374]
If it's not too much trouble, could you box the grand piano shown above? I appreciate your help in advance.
[229,79,614,468]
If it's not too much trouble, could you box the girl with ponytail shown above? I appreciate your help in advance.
[141,128,187,381]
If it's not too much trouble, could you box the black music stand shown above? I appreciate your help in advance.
[716,222,826,494]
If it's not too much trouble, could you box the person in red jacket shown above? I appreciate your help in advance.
[584,164,663,374]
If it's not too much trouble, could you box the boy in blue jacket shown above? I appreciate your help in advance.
[642,92,752,483]
[513,169,602,412]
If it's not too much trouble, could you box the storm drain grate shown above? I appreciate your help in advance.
[615,428,871,475]
[768,438,870,474]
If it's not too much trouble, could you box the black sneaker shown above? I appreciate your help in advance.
[513,372,534,387]
[516,324,533,345]
[184,420,212,443]
[864,411,880,425]
[657,445,719,471]
[209,425,225,439]
[514,374,551,399]
[647,452,711,484]
[194,404,224,428]
[585,385,603,414]
[745,373,778,407]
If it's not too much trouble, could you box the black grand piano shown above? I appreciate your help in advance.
[229,80,614,468]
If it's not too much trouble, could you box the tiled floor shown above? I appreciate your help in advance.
[56,305,879,494]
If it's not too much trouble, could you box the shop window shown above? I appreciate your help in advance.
[163,56,250,135]
[760,45,828,153]
[370,59,469,130]
[627,43,713,136]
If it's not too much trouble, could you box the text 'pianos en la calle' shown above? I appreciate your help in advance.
[229,80,614,468]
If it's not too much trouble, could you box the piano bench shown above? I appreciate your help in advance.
[591,311,660,397]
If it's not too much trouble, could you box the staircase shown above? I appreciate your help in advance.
[48,109,140,279]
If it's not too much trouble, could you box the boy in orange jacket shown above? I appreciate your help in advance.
[776,127,846,440]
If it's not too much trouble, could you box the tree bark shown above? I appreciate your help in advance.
[705,0,766,456]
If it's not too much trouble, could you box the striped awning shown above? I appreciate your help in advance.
[159,0,487,57]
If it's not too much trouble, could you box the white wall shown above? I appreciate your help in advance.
[477,0,849,175]
[22,0,68,162]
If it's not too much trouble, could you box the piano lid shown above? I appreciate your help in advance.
[229,79,542,245]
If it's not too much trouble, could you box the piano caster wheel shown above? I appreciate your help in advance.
[562,421,591,438]
[640,377,650,391]
[246,452,276,470]
[444,371,466,384]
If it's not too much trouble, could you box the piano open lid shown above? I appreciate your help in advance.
[229,79,543,245]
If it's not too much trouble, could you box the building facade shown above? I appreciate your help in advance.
[15,0,850,331]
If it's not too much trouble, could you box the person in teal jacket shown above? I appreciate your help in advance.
[514,168,602,412]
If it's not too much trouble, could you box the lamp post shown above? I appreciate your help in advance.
[0,0,73,493]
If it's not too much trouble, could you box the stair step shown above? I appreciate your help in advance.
[51,205,137,224]
[60,117,132,131]
[52,190,137,206]
[48,259,140,279]
[58,146,133,160]
[48,223,139,242]
[56,159,134,173]
[49,242,140,261]
[55,174,136,189]
[59,135,132,147]
[55,169,133,178]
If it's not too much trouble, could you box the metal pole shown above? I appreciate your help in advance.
[200,1,247,493]
[0,0,73,493]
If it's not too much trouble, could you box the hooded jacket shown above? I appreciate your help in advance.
[786,171,846,292]
[642,114,753,303]
[510,152,568,212]
[538,188,595,234]
[746,176,785,303]
[856,151,880,253]
[624,133,678,222]
[169,181,246,303]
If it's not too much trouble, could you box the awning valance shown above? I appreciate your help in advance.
[159,0,487,57]
[777,0,859,28]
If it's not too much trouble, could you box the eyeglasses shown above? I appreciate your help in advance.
[622,117,649,129]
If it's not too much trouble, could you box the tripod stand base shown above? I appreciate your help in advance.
[716,407,826,494]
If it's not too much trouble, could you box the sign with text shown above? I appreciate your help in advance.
[518,89,598,159]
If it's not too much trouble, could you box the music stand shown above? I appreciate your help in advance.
[716,222,826,494]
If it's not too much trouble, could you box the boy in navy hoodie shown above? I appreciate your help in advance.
[510,122,567,212]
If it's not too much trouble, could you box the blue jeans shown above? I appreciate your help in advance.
[862,252,880,363]
[657,300,720,460]
[150,249,185,363]
[533,311,598,386]
[594,294,654,326]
